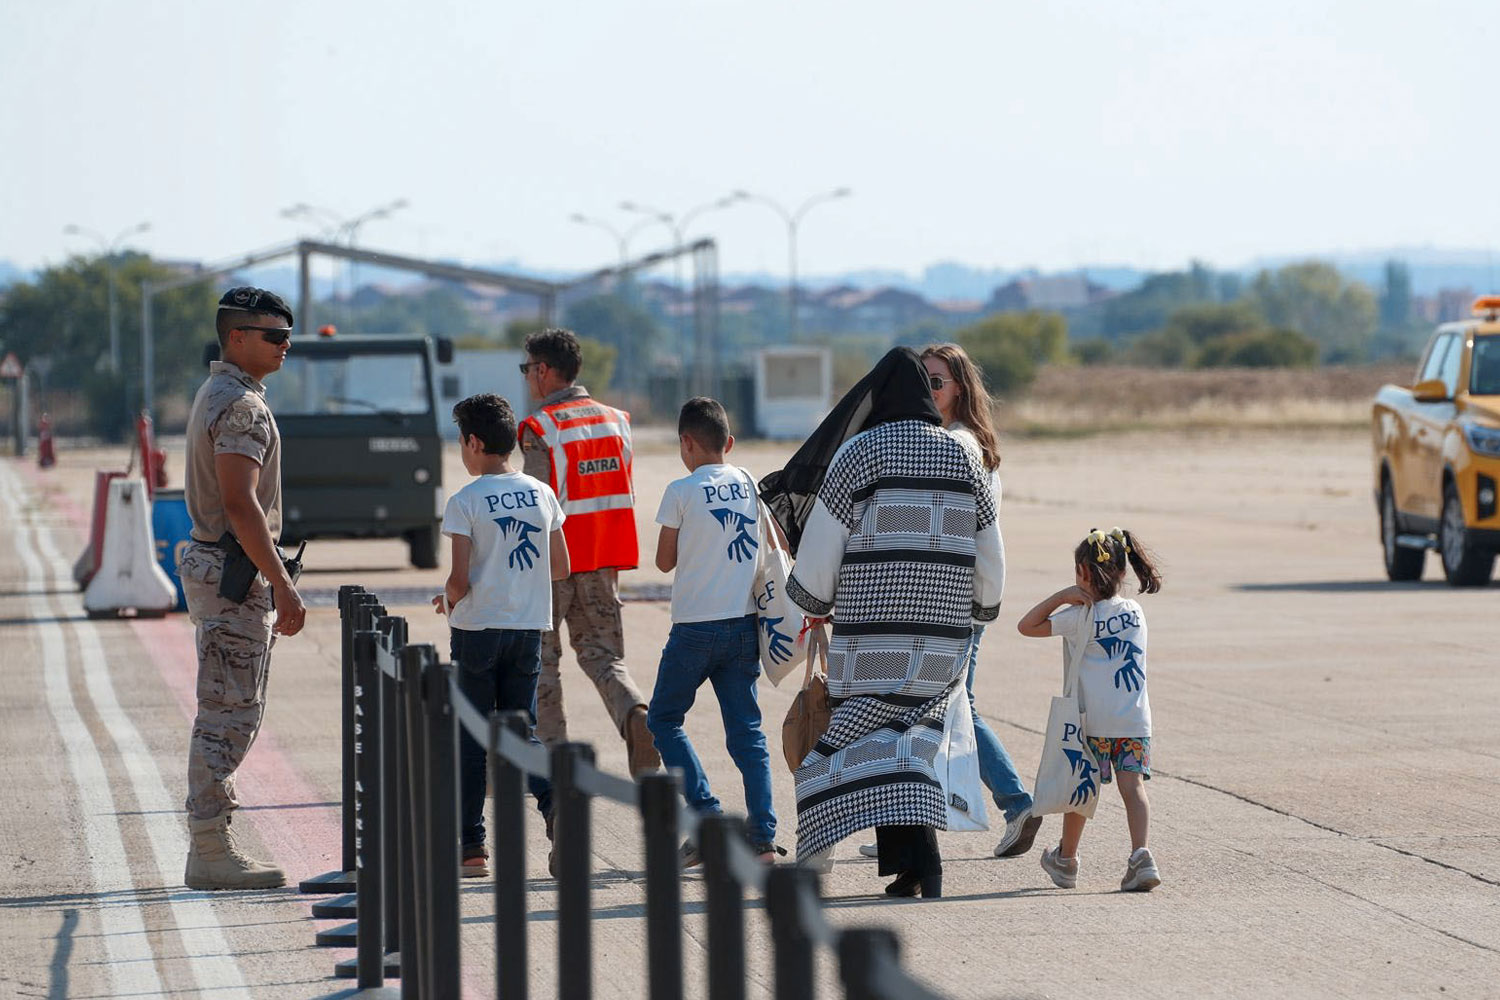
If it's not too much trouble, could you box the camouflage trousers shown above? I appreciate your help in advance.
[179,541,276,821]
[536,567,647,746]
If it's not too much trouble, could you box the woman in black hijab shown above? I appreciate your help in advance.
[767,348,1005,897]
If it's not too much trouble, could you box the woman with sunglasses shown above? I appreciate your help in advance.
[858,343,1043,860]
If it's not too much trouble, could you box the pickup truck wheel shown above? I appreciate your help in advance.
[1381,484,1424,581]
[1439,484,1495,586]
[407,525,440,570]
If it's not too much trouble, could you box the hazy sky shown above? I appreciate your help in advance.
[3,0,1494,282]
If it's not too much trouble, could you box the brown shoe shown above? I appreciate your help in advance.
[625,705,661,775]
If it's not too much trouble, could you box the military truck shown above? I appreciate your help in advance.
[209,333,455,568]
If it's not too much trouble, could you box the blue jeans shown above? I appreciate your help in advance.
[966,625,1033,822]
[646,615,776,844]
[451,627,554,848]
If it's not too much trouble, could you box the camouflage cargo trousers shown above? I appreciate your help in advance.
[536,567,647,746]
[179,541,276,821]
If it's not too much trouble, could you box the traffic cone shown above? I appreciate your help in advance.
[37,413,56,469]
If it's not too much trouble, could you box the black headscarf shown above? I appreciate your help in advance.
[758,347,941,555]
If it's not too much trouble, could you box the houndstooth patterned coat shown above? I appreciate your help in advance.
[785,419,1004,858]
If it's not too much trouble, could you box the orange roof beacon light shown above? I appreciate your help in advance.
[1471,296,1500,321]
[318,324,338,338]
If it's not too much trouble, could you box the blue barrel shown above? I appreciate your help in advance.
[152,489,192,612]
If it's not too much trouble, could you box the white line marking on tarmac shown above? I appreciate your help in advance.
[0,466,167,997]
[32,524,253,997]
[2,465,254,997]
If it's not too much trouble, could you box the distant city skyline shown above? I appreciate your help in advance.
[4,1,1497,281]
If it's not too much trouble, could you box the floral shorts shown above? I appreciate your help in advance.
[1087,736,1151,784]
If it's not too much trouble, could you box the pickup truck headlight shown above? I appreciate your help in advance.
[1463,425,1500,457]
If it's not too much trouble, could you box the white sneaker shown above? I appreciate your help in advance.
[1120,848,1160,892]
[1039,846,1079,889]
[993,811,1044,858]
[857,842,878,859]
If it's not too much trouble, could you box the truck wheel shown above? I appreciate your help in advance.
[1381,483,1424,581]
[408,525,440,570]
[1439,484,1495,586]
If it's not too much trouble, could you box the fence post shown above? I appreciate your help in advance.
[378,616,406,968]
[552,742,594,1000]
[838,929,901,1000]
[638,772,682,1000]
[492,711,530,1000]
[316,605,383,950]
[299,584,365,894]
[699,815,747,1000]
[765,866,818,1000]
[401,643,432,997]
[423,653,461,999]
[353,628,386,988]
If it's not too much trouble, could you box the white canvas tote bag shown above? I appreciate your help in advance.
[1030,605,1101,819]
[753,499,810,686]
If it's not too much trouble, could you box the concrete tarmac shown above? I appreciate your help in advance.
[1,427,1496,999]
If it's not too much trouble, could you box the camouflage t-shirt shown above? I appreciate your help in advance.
[184,361,282,543]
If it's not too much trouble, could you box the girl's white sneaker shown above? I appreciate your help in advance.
[1120,848,1160,892]
[1039,846,1079,889]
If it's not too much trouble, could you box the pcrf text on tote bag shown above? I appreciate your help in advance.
[1031,604,1101,819]
[753,499,810,686]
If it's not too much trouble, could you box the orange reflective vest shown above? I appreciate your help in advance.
[521,396,638,573]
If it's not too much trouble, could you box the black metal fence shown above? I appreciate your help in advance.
[303,584,950,1000]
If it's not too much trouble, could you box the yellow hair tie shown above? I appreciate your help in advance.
[1086,526,1131,563]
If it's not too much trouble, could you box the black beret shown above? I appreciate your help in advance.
[217,286,294,327]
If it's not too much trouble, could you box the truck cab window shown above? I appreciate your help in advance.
[1419,333,1453,386]
[1471,337,1500,395]
[1437,333,1465,398]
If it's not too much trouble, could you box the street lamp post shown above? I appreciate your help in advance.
[732,187,851,341]
[619,196,738,379]
[569,212,676,403]
[280,199,408,322]
[62,221,151,374]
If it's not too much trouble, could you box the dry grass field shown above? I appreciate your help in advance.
[1002,363,1414,435]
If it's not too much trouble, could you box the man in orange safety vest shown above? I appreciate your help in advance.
[519,328,660,775]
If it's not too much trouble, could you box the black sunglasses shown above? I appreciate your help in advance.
[239,325,292,345]
[518,360,545,375]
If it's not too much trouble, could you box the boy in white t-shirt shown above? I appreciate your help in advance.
[431,393,569,879]
[649,397,778,864]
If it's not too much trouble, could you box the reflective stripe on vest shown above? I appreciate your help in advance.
[522,397,638,572]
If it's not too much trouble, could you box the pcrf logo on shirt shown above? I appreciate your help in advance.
[482,488,543,570]
[702,481,758,564]
[1094,609,1145,693]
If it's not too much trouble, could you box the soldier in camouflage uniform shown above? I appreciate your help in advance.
[179,287,306,890]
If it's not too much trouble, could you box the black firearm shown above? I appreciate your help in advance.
[216,533,307,604]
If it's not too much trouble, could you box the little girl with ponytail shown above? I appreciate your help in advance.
[1017,527,1164,892]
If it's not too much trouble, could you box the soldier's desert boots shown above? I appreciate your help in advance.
[184,815,286,890]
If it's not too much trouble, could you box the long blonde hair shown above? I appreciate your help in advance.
[921,343,1000,469]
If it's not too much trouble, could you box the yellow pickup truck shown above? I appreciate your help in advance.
[1373,296,1500,585]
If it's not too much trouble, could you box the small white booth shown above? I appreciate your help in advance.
[436,349,527,439]
[754,347,833,440]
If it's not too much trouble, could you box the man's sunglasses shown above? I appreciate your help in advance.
[927,374,955,391]
[238,325,292,346]
[518,360,545,375]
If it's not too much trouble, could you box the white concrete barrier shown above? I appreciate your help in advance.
[83,477,178,617]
